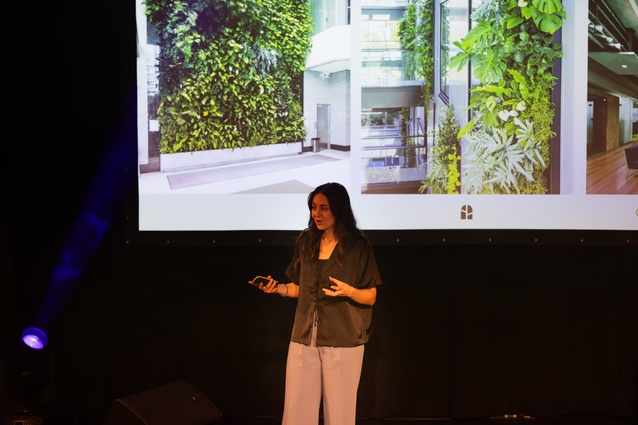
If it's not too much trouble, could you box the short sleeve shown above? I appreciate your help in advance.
[285,242,301,283]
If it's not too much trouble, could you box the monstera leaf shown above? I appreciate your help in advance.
[472,49,507,84]
[531,0,565,34]
[533,0,562,14]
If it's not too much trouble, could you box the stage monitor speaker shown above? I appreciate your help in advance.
[103,379,222,425]
[1,416,42,425]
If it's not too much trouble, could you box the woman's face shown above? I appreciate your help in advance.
[311,192,335,232]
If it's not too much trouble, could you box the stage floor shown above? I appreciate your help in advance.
[218,415,632,425]
[4,412,633,425]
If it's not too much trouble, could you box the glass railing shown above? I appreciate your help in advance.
[360,125,429,184]
[361,49,420,87]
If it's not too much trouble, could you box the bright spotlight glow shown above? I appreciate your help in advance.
[21,327,48,350]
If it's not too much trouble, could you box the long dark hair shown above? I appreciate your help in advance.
[297,182,362,263]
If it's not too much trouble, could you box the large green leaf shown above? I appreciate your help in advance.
[532,0,562,14]
[460,22,495,52]
[531,8,564,34]
[472,51,507,84]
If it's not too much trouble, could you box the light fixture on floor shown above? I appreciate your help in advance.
[20,327,48,350]
[1,327,54,420]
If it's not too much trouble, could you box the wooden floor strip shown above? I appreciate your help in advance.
[587,140,638,194]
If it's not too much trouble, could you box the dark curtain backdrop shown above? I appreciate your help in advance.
[1,0,636,423]
[2,220,637,421]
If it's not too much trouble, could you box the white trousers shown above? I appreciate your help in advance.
[281,328,365,425]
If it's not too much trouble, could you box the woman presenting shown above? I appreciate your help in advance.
[250,181,382,425]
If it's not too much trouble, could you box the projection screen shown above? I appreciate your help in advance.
[133,0,638,245]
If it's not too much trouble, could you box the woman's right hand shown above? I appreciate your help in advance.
[250,275,279,293]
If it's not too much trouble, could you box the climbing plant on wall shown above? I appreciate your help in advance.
[144,0,312,154]
[419,105,461,194]
[398,0,434,106]
[450,0,565,194]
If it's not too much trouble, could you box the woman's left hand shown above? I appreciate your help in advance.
[323,276,353,298]
[323,276,378,306]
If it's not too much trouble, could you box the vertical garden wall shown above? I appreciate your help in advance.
[143,0,313,154]
[451,0,565,194]
[403,0,565,195]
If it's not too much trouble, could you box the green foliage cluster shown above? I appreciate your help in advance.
[399,107,417,167]
[420,105,461,194]
[143,0,313,153]
[398,0,434,105]
[463,117,546,194]
[451,0,565,194]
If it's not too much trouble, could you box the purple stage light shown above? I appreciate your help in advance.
[21,327,48,350]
